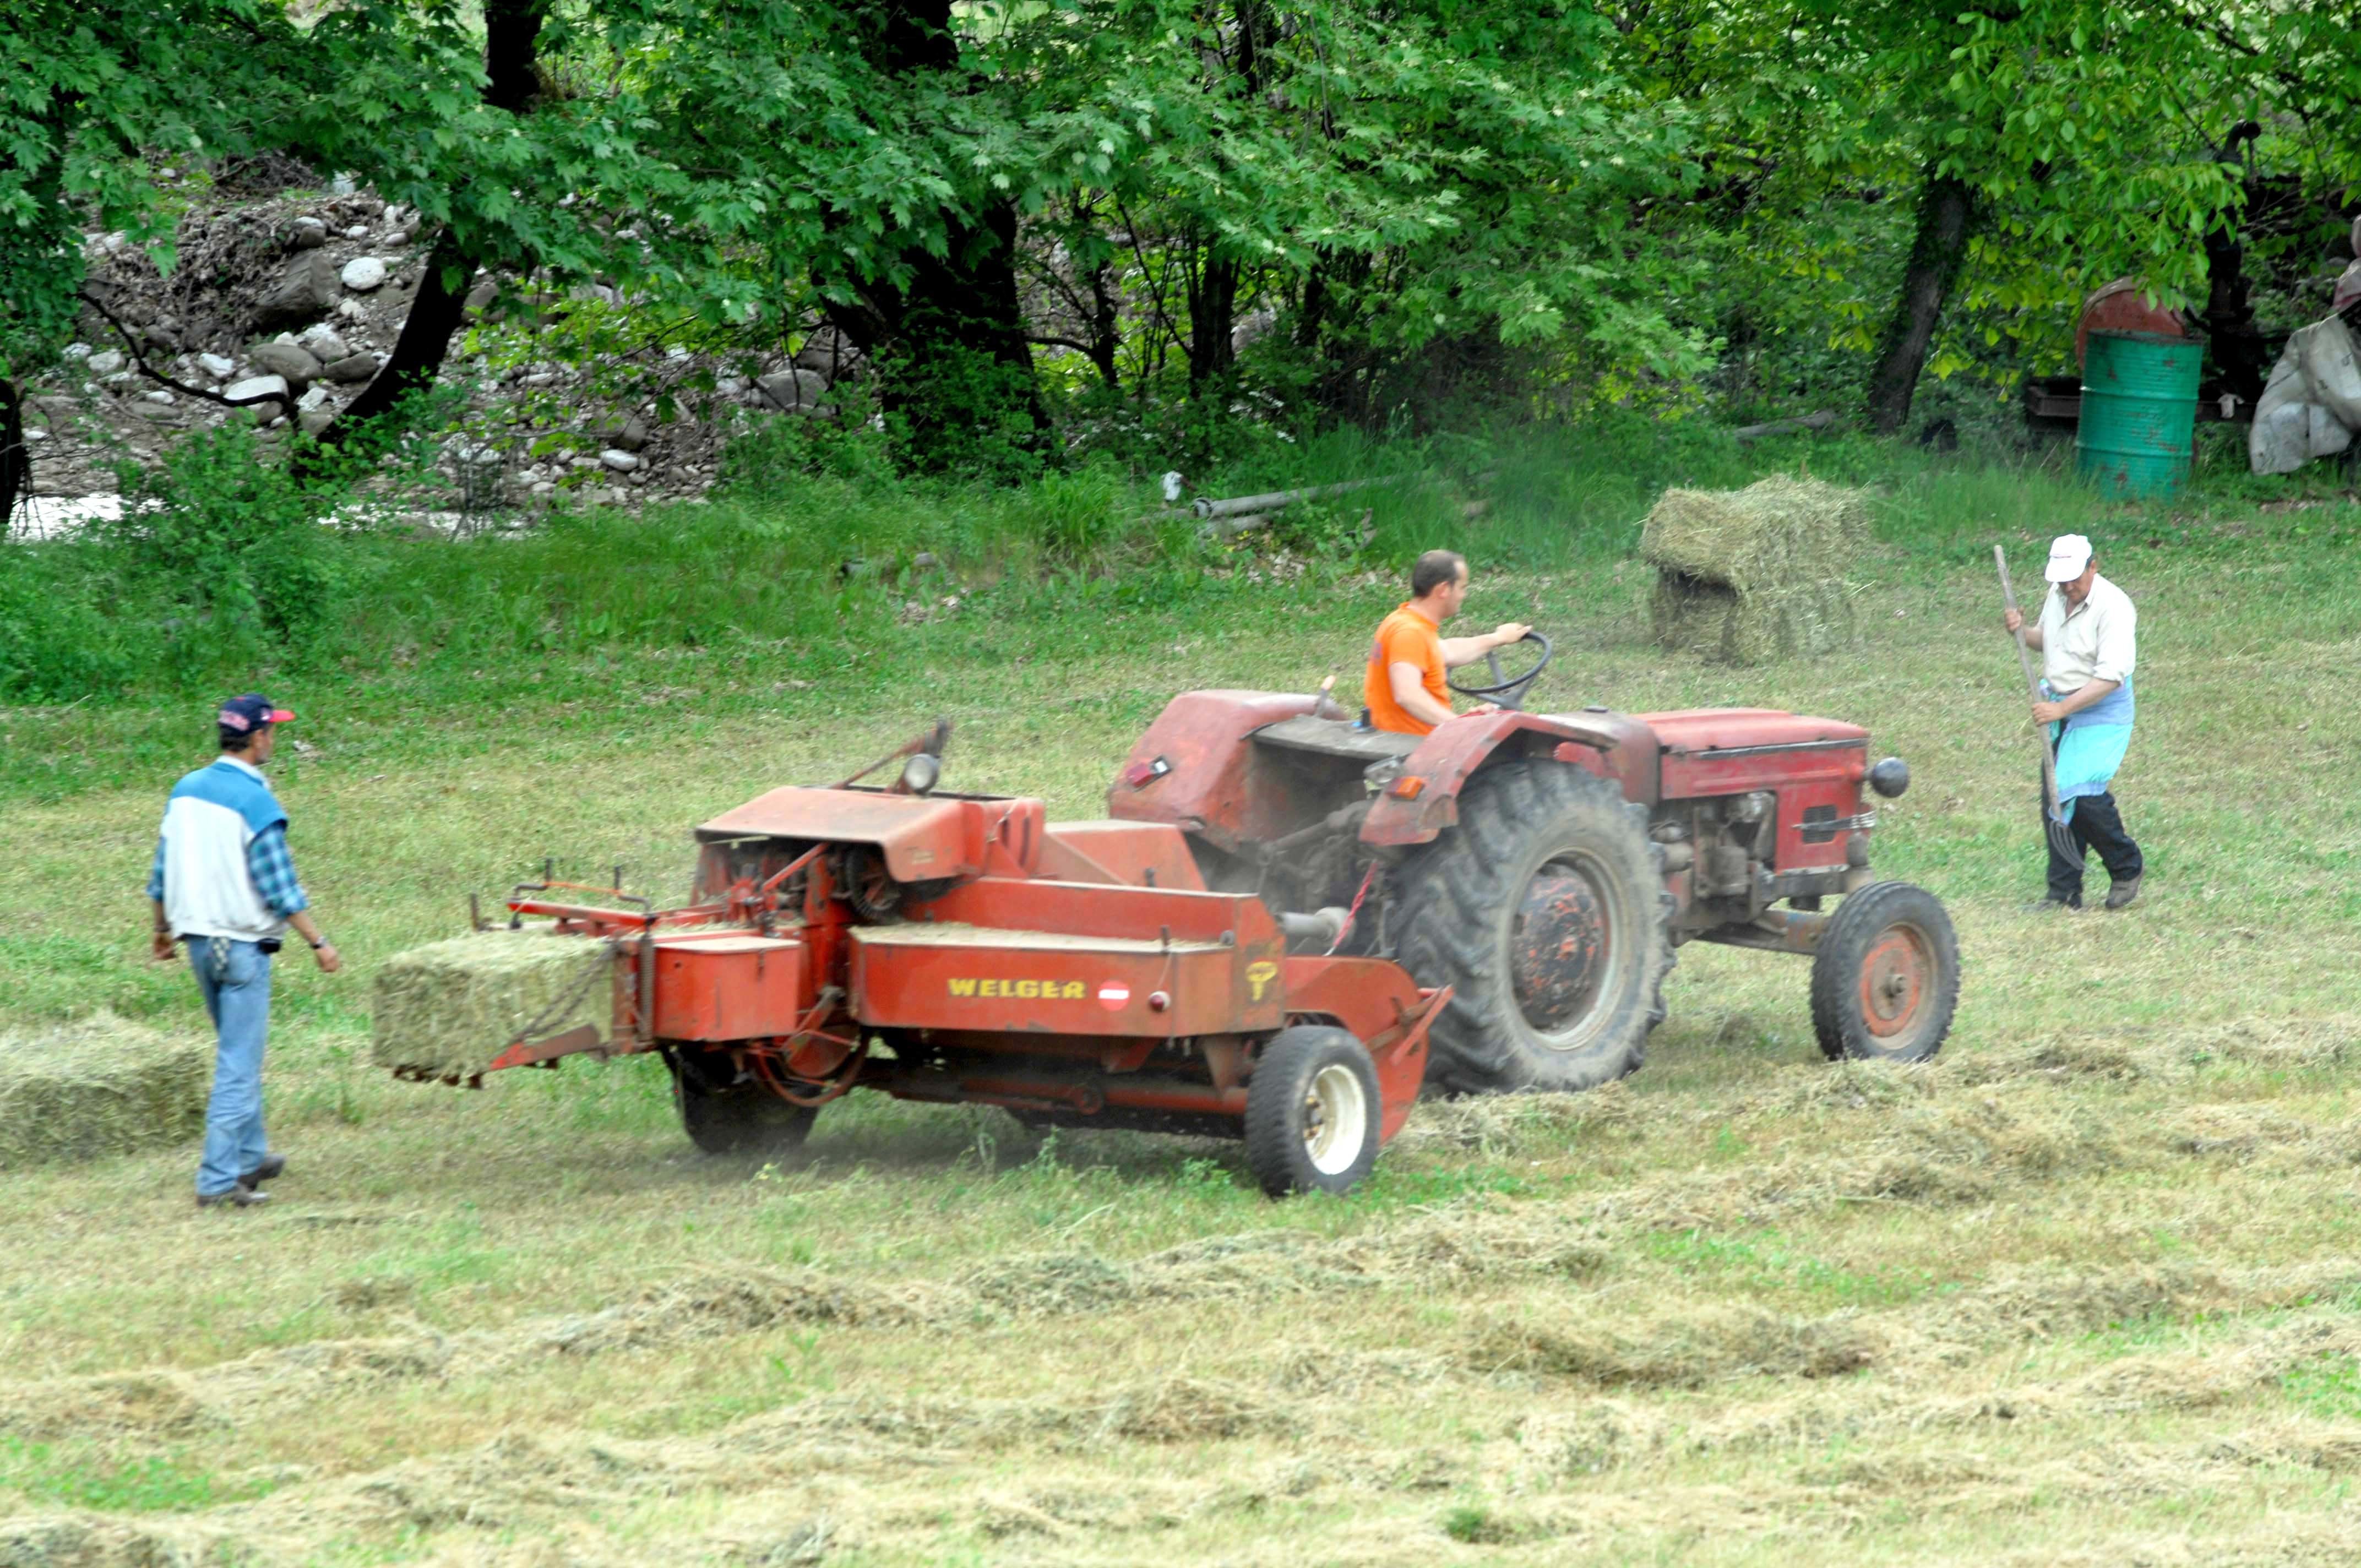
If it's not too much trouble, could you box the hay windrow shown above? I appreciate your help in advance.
[369,927,611,1079]
[0,1012,208,1169]
[1640,474,1870,663]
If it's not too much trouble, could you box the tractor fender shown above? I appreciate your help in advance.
[1360,710,1660,848]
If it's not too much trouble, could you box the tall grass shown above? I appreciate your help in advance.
[4,412,2353,803]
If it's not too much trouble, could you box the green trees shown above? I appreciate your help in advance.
[1,0,311,513]
[12,0,2361,478]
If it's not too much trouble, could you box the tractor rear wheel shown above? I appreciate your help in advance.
[1391,763,1674,1096]
[667,1051,819,1156]
[1809,881,1959,1063]
[1244,1026,1381,1196]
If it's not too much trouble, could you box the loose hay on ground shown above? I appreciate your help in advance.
[1640,473,1870,663]
[370,927,612,1079]
[0,1012,207,1169]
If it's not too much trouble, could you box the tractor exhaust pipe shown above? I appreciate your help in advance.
[1280,907,1353,951]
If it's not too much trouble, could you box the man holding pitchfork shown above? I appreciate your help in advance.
[2001,534,2145,911]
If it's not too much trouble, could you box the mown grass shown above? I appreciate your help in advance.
[4,424,2361,1563]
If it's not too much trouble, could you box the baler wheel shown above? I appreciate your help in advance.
[1244,1026,1380,1197]
[668,1052,819,1156]
[1809,881,1959,1063]
[1391,762,1674,1096]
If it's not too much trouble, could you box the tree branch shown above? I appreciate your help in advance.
[78,289,296,422]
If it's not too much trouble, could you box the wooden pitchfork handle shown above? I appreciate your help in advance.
[1995,546,2083,872]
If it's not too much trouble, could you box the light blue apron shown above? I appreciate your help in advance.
[2044,677,2133,825]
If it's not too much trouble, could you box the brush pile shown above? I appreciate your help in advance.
[1640,474,1870,663]
[371,928,611,1081]
[0,1013,209,1168]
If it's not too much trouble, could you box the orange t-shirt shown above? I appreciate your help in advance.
[1364,603,1446,734]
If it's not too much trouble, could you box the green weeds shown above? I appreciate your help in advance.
[0,1435,279,1513]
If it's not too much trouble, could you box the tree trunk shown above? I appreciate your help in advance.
[821,0,1044,466]
[1085,260,1122,390]
[1865,171,1977,434]
[1185,248,1240,390]
[309,0,544,458]
[0,379,26,532]
[2204,123,2270,410]
[323,227,474,435]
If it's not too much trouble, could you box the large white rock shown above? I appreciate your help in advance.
[341,257,388,292]
[222,374,289,405]
[600,449,641,472]
[85,350,125,375]
[757,368,829,412]
[298,325,350,362]
[197,352,235,379]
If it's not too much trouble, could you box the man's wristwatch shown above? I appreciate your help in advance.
[309,937,328,950]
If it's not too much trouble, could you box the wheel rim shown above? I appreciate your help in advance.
[1509,853,1623,1045]
[1858,923,1935,1039]
[1302,1063,1369,1176]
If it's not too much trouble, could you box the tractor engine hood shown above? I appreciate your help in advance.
[695,787,1045,881]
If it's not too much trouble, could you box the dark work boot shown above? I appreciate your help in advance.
[237,1154,286,1190]
[2104,874,2143,911]
[196,1188,269,1210]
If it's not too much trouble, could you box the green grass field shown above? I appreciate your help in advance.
[5,435,2361,1565]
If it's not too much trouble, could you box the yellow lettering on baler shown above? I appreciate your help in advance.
[947,977,1091,1000]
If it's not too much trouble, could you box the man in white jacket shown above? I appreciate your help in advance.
[148,695,341,1208]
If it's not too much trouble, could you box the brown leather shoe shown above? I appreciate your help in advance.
[2104,875,2142,911]
[196,1188,269,1209]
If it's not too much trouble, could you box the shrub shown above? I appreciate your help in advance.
[95,424,352,677]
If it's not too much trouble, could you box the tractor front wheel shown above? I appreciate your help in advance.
[1392,763,1674,1096]
[1809,881,1959,1063]
[667,1050,819,1156]
[1244,1026,1381,1197]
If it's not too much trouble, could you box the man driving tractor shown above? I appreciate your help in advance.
[1363,549,1532,734]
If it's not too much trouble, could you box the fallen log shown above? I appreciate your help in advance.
[1733,410,1836,442]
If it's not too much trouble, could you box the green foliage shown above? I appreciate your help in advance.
[94,426,354,677]
[0,541,143,703]
[0,0,308,376]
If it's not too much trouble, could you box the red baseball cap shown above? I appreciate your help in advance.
[217,694,296,734]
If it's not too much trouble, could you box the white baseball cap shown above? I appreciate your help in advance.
[2044,533,2093,582]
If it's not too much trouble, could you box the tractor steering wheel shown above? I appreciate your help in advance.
[1446,630,1553,712]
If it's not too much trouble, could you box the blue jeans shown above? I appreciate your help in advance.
[187,937,273,1196]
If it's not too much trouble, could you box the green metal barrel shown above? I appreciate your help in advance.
[2077,330,2203,500]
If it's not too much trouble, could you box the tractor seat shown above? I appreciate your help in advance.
[1251,714,1422,762]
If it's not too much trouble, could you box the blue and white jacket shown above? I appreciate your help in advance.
[146,757,309,941]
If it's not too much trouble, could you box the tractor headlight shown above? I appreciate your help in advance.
[1869,756,1910,799]
[900,752,942,796]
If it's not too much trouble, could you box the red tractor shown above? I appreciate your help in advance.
[1109,634,1955,1097]
[449,637,1956,1195]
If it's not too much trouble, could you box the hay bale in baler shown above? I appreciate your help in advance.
[372,928,611,1081]
[1641,475,1870,665]
[0,1013,209,1169]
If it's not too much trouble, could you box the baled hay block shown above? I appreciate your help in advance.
[1641,475,1870,664]
[0,1012,208,1168]
[372,928,611,1080]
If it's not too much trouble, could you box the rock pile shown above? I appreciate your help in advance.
[12,178,866,527]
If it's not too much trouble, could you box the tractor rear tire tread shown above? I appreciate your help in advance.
[1390,763,1675,1097]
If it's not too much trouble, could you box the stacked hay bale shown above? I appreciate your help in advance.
[0,1014,209,1168]
[1640,475,1871,665]
[372,928,612,1081]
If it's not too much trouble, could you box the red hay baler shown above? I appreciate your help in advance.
[472,725,1448,1196]
[440,638,1957,1195]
